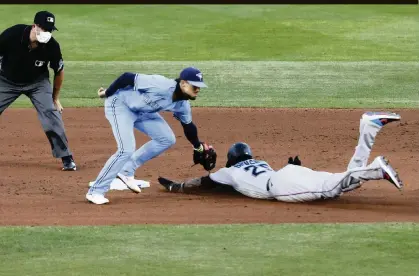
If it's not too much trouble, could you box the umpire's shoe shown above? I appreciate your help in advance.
[62,155,77,171]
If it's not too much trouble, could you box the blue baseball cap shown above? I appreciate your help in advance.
[179,67,207,88]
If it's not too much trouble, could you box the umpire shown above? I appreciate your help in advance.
[0,11,76,171]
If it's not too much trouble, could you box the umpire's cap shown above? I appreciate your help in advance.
[34,11,58,32]
[179,67,207,88]
[226,142,253,167]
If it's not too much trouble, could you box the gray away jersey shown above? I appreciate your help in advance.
[209,159,275,199]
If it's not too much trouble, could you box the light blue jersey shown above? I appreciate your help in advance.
[121,74,192,123]
[88,73,194,196]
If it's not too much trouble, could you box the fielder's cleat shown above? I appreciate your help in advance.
[376,156,403,190]
[117,173,141,193]
[362,111,401,127]
[62,156,77,171]
[158,177,183,192]
[86,193,109,205]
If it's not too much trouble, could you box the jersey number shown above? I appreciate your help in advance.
[244,163,271,177]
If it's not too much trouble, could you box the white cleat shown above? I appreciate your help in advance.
[376,156,403,190]
[117,173,142,193]
[362,111,401,127]
[86,193,109,205]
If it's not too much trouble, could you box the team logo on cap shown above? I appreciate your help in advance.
[196,73,203,81]
[47,17,54,23]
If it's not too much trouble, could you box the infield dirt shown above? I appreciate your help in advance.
[0,108,418,226]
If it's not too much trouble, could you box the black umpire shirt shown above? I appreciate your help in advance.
[0,24,64,84]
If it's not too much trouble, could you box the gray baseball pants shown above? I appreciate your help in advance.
[0,75,72,158]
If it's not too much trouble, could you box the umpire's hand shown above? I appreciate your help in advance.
[54,99,63,113]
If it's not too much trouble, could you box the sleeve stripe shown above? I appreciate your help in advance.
[134,74,138,91]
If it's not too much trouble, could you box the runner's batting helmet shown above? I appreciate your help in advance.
[226,142,253,167]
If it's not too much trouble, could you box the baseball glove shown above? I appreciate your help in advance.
[193,142,217,171]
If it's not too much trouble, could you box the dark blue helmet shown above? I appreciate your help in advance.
[226,142,253,167]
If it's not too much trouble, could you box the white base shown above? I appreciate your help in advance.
[89,178,150,190]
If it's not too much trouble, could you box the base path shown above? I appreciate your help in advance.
[0,108,418,226]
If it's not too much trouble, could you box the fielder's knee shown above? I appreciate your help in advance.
[158,133,176,149]
[117,146,135,158]
[115,151,134,162]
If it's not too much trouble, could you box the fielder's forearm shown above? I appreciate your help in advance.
[53,70,64,101]
[105,72,136,97]
[181,121,201,149]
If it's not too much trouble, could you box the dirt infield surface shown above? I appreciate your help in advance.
[0,108,418,226]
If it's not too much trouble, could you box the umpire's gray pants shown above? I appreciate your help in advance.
[0,75,72,158]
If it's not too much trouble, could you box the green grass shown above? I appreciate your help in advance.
[0,5,418,108]
[0,223,418,276]
[1,5,418,61]
[9,61,419,108]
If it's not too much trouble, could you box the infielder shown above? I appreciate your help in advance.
[86,67,217,204]
[0,11,76,171]
[158,112,403,202]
